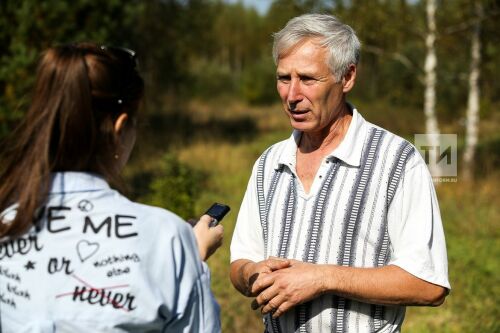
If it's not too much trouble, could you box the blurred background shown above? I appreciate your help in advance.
[1,0,498,331]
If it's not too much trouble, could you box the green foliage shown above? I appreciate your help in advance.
[0,0,143,136]
[240,56,278,105]
[188,60,239,99]
[147,153,205,220]
[2,0,499,133]
[135,0,216,105]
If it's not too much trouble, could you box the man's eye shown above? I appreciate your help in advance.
[301,77,316,84]
[277,76,290,83]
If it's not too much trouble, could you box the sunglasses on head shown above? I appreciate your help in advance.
[100,45,138,70]
[97,45,140,105]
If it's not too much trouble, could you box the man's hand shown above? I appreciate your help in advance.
[230,257,291,297]
[251,260,326,317]
[249,261,448,317]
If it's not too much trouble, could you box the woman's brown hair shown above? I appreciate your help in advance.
[0,42,144,238]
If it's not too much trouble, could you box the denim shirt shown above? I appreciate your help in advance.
[0,172,221,333]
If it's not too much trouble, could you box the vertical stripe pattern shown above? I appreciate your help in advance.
[371,141,416,331]
[386,142,415,207]
[334,129,384,332]
[278,176,298,258]
[257,147,271,254]
[257,146,284,256]
[296,161,340,331]
[303,162,340,263]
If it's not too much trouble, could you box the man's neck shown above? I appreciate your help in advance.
[299,103,352,155]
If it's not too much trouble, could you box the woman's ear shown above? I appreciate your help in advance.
[114,113,129,136]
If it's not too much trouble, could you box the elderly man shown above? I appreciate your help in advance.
[230,14,450,332]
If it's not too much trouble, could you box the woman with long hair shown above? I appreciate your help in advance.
[0,43,222,332]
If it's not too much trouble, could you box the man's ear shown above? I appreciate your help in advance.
[113,113,129,135]
[342,64,357,93]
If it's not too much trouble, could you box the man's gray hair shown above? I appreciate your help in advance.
[272,14,361,81]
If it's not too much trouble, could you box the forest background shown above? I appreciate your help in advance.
[1,0,498,331]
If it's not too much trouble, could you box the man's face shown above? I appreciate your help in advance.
[276,38,347,133]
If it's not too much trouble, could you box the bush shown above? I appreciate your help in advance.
[187,60,238,99]
[240,56,278,105]
[148,153,205,219]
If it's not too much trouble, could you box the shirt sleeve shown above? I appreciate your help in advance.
[230,160,266,263]
[387,153,451,290]
[156,219,221,333]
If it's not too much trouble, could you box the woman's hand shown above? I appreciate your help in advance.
[193,215,224,261]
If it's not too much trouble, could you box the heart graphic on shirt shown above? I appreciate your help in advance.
[77,240,100,262]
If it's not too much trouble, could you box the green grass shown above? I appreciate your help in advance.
[405,179,500,332]
[126,100,500,332]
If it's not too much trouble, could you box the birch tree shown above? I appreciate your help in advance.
[423,0,441,178]
[462,1,483,181]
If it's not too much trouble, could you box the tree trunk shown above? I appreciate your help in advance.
[462,1,483,181]
[423,0,440,178]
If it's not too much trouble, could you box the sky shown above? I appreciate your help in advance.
[223,0,422,15]
[223,0,273,15]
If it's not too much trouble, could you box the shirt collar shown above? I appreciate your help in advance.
[49,172,110,194]
[330,107,367,167]
[277,105,367,169]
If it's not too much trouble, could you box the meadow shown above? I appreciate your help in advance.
[125,99,500,332]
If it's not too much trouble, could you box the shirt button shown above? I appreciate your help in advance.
[319,175,323,178]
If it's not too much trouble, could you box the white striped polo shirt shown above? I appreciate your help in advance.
[231,107,450,333]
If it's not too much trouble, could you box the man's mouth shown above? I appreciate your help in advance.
[288,109,310,121]
[289,109,309,114]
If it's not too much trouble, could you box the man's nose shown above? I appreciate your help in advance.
[287,79,302,108]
